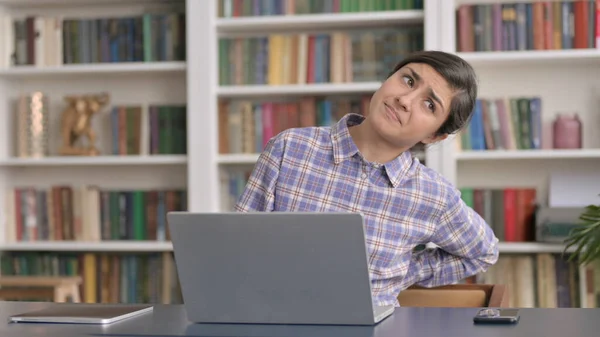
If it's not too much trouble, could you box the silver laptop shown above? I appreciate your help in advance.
[167,211,394,325]
[9,303,153,324]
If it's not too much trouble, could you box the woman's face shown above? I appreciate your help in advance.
[368,62,454,148]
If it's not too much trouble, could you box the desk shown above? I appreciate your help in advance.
[0,301,597,337]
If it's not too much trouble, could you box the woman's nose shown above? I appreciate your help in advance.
[394,94,411,112]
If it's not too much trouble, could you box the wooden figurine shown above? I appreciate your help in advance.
[59,92,109,156]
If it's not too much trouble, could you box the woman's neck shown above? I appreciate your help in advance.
[348,118,410,164]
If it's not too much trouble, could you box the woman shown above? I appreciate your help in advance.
[235,50,499,307]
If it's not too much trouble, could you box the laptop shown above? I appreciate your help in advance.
[9,303,153,324]
[167,211,394,325]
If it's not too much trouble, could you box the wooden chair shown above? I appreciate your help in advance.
[397,284,508,308]
[0,276,82,303]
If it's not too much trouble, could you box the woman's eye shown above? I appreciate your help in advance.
[402,75,413,87]
[425,100,435,112]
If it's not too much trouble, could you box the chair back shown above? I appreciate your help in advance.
[0,276,82,303]
[397,284,508,307]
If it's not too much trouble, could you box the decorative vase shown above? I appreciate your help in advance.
[552,114,582,149]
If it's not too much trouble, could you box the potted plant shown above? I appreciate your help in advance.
[564,201,600,265]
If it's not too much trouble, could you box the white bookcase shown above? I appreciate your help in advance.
[437,0,597,308]
[192,0,444,214]
[0,0,594,307]
[437,0,600,193]
[0,0,188,251]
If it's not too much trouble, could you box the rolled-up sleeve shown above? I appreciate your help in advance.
[234,135,283,212]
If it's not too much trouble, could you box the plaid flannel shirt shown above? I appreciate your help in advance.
[235,113,499,306]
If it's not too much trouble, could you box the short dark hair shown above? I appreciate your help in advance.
[387,50,478,136]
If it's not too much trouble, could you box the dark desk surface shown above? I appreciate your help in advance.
[0,301,598,337]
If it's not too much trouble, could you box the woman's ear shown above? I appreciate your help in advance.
[422,133,448,144]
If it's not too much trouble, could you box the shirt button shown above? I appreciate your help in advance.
[362,173,368,179]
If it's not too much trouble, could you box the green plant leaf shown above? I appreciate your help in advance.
[564,198,600,266]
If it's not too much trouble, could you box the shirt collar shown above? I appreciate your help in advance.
[331,113,362,164]
[385,149,413,188]
[330,113,414,188]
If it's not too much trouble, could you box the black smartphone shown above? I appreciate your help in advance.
[473,308,520,324]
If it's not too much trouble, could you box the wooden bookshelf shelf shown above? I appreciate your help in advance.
[0,241,173,252]
[216,10,424,33]
[0,61,186,78]
[497,242,571,254]
[217,154,260,165]
[0,155,187,167]
[0,0,167,5]
[0,241,568,254]
[428,242,568,253]
[457,49,600,67]
[455,149,600,161]
[217,82,381,97]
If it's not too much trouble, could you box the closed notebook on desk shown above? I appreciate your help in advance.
[9,303,153,324]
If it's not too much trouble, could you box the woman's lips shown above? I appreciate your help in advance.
[385,103,401,125]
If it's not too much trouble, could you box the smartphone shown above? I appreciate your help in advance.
[473,308,520,324]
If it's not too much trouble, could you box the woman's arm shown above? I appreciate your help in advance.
[407,186,499,286]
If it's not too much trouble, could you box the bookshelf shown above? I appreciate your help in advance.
[193,0,443,213]
[204,0,593,309]
[436,0,600,308]
[0,0,187,304]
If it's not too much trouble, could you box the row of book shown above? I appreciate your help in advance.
[460,188,537,242]
[221,168,252,212]
[457,1,597,52]
[0,252,182,305]
[218,27,423,85]
[218,0,424,17]
[2,251,592,308]
[582,258,600,308]
[1,250,595,307]
[218,96,370,154]
[0,249,594,307]
[4,186,187,243]
[110,104,187,156]
[0,12,186,68]
[458,97,542,151]
[465,254,583,308]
